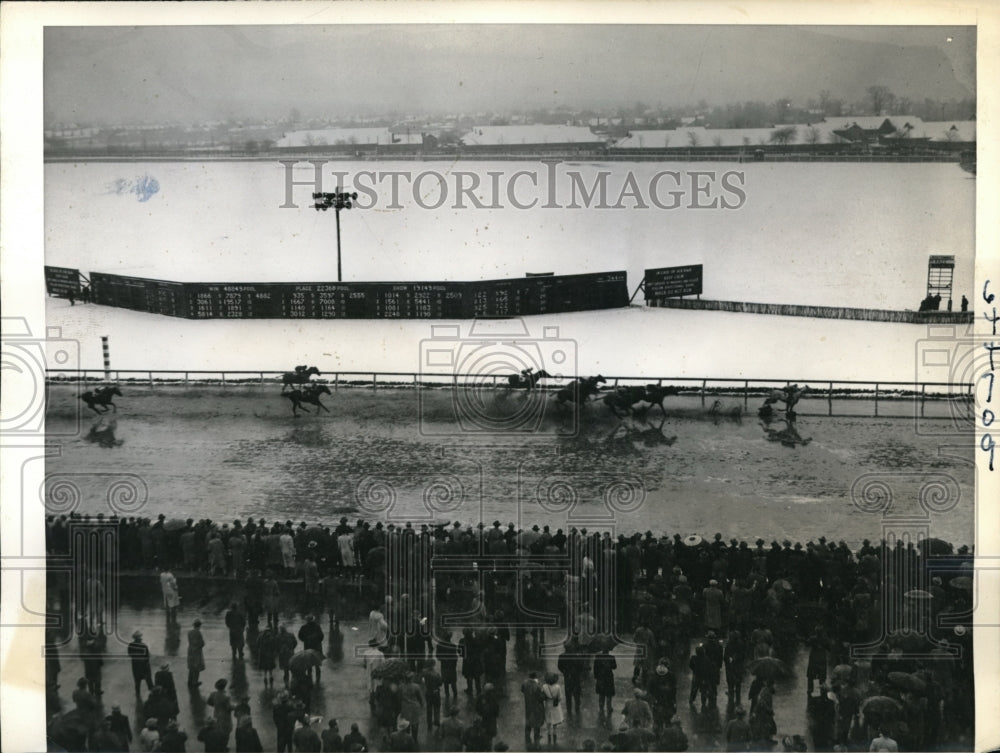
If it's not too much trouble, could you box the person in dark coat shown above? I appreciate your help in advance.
[197,718,229,753]
[155,662,180,714]
[557,641,584,716]
[725,707,752,752]
[342,723,368,753]
[320,720,343,752]
[297,615,325,682]
[475,683,500,744]
[438,706,464,752]
[436,632,459,701]
[107,705,133,748]
[594,647,617,717]
[387,719,417,752]
[278,625,298,686]
[294,717,323,752]
[160,720,190,753]
[521,672,547,750]
[91,716,130,752]
[421,659,443,729]
[226,603,248,660]
[273,691,296,753]
[82,631,106,697]
[461,713,493,753]
[257,625,279,687]
[188,620,206,687]
[129,630,155,697]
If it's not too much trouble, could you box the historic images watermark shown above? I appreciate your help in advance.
[279,159,747,212]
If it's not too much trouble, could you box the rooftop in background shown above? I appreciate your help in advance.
[461,124,606,146]
[276,127,423,148]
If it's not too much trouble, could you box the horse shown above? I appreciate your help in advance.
[284,384,332,417]
[643,384,680,415]
[763,384,809,411]
[555,375,606,408]
[281,365,321,392]
[708,399,743,425]
[80,386,122,415]
[603,386,649,418]
[506,369,552,391]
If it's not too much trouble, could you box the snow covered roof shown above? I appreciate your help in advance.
[461,125,604,146]
[276,128,423,147]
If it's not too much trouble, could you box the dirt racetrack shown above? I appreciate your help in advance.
[44,384,975,547]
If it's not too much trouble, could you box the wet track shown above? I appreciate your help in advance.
[45,384,974,547]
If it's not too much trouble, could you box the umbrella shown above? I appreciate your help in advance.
[903,589,933,601]
[288,649,322,674]
[831,664,855,684]
[773,579,793,592]
[887,672,926,694]
[302,526,327,543]
[163,518,188,533]
[861,695,903,717]
[683,534,703,547]
[920,538,953,556]
[371,657,411,682]
[749,656,792,679]
[950,576,973,590]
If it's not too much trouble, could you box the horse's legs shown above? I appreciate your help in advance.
[110,402,117,413]
[317,400,330,413]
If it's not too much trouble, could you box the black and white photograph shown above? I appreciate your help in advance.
[2,3,999,752]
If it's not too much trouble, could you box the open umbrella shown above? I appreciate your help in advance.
[749,656,792,679]
[887,672,926,694]
[288,649,322,675]
[831,664,855,684]
[861,695,903,717]
[371,657,411,682]
[683,534,703,547]
[163,518,188,533]
[950,576,973,591]
[920,538,953,556]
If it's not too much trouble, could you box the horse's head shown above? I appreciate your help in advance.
[317,385,331,395]
[110,386,122,397]
[594,375,607,384]
[310,366,321,376]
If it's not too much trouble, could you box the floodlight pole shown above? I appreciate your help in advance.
[312,188,359,282]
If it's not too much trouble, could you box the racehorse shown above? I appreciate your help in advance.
[506,368,552,391]
[80,386,122,415]
[554,375,606,408]
[281,365,321,392]
[708,399,743,425]
[763,384,808,411]
[607,415,677,447]
[604,384,681,418]
[284,383,332,417]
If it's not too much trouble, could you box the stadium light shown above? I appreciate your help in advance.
[312,188,360,282]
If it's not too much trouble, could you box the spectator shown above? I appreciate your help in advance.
[207,678,234,746]
[226,602,248,660]
[160,567,181,623]
[128,630,154,697]
[139,718,162,752]
[321,720,343,753]
[278,625,298,686]
[187,619,206,687]
[399,672,425,741]
[298,615,325,683]
[343,722,368,753]
[521,672,546,750]
[541,673,565,748]
[421,659,443,730]
[160,720,189,752]
[198,718,229,753]
[725,707,752,752]
[257,624,279,687]
[869,729,899,752]
[594,645,617,718]
[293,716,323,752]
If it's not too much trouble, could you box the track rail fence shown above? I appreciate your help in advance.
[47,369,973,419]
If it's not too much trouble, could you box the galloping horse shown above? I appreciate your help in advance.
[554,375,606,408]
[80,386,122,415]
[604,383,680,418]
[506,368,552,391]
[282,365,321,392]
[284,383,332,417]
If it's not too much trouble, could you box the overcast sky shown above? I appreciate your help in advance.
[44,25,975,125]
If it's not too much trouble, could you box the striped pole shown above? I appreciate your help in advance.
[101,336,110,382]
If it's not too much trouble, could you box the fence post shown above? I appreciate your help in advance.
[372,374,377,391]
[335,373,339,391]
[828,382,833,417]
[148,371,153,387]
[701,380,707,408]
[222,371,227,388]
[184,372,189,387]
[874,383,879,417]
[260,372,265,385]
[744,380,749,411]
[921,384,926,418]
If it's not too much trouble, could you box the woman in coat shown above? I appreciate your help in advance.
[541,672,564,748]
[594,646,617,717]
[187,619,206,687]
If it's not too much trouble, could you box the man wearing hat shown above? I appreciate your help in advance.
[521,672,546,750]
[139,717,160,752]
[197,717,229,753]
[608,722,636,752]
[388,718,417,752]
[622,688,653,731]
[107,704,133,748]
[703,579,725,633]
[298,615,325,683]
[438,706,465,752]
[128,629,154,697]
[187,619,206,687]
[661,718,689,752]
[160,720,189,753]
[725,706,751,751]
[321,720,343,753]
[645,659,677,734]
[154,661,178,710]
[293,716,322,752]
